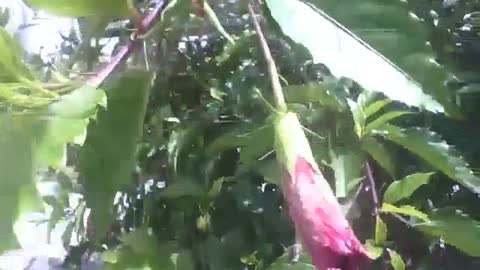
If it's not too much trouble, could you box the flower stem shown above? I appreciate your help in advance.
[247,3,287,112]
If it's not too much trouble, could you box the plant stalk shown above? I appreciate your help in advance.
[247,3,287,112]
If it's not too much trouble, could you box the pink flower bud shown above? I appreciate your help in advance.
[274,113,370,270]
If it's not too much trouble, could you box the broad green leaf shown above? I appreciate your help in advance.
[364,111,412,135]
[0,115,37,253]
[375,216,387,245]
[79,70,151,240]
[265,0,444,113]
[380,203,430,222]
[387,249,406,270]
[363,99,392,119]
[383,172,434,204]
[49,85,106,118]
[27,0,129,17]
[361,136,395,176]
[374,124,480,194]
[414,208,480,257]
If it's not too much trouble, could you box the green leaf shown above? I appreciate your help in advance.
[206,124,273,165]
[383,172,434,204]
[374,124,480,194]
[253,158,282,185]
[364,239,383,259]
[364,111,412,134]
[414,208,480,257]
[347,99,365,138]
[265,0,444,113]
[49,85,106,118]
[363,99,392,118]
[35,86,106,167]
[79,70,151,240]
[266,247,315,270]
[361,136,395,176]
[0,115,38,253]
[387,249,406,270]
[284,82,346,111]
[380,203,430,222]
[167,125,201,177]
[27,0,129,17]
[375,216,387,245]
[120,227,162,257]
[329,147,364,198]
[0,28,33,81]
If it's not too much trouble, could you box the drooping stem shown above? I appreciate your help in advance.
[205,1,235,45]
[86,0,165,88]
[247,3,287,112]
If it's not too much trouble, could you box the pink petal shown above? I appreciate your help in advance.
[283,157,370,270]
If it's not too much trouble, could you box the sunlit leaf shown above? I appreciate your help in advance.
[27,0,129,17]
[0,28,32,81]
[265,0,445,113]
[363,99,392,119]
[414,208,480,257]
[35,86,106,167]
[0,115,37,253]
[374,124,480,194]
[383,172,434,204]
[380,203,430,222]
[375,216,387,245]
[347,99,365,138]
[387,249,406,270]
[364,111,412,134]
[364,239,383,259]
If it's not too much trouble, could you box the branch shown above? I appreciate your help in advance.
[86,0,165,88]
[365,161,380,216]
[247,3,287,112]
[205,1,235,45]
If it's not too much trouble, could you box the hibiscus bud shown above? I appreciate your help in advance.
[274,112,370,270]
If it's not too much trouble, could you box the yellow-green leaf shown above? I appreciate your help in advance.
[383,172,434,204]
[380,203,430,222]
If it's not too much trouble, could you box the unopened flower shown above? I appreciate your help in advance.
[274,112,370,270]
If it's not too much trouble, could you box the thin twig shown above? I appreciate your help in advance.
[365,161,380,216]
[247,3,287,112]
[205,1,235,45]
[86,0,165,87]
